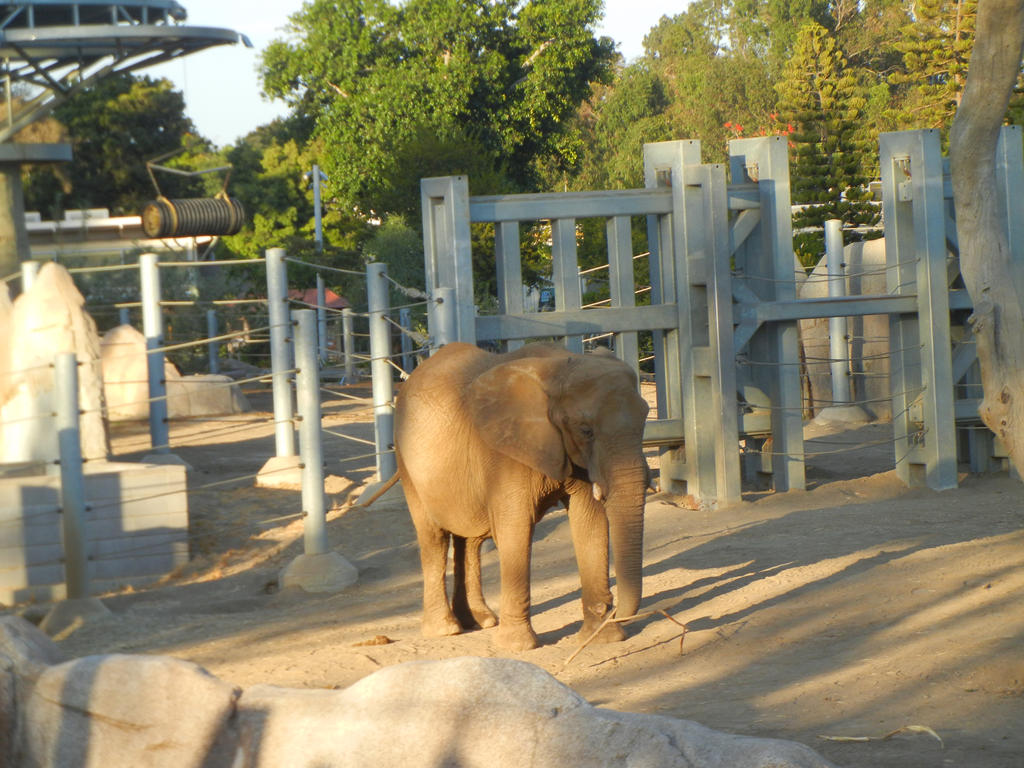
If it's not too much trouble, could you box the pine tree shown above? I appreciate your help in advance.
[891,0,977,136]
[776,21,877,265]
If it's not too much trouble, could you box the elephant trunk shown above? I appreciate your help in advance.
[604,460,647,619]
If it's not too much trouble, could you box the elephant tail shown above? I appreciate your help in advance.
[352,471,401,509]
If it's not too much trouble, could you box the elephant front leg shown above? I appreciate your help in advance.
[452,536,498,630]
[412,517,462,638]
[493,522,539,651]
[567,485,625,644]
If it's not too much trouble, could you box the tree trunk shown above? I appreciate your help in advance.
[949,0,1024,475]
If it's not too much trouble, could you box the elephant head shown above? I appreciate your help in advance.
[467,349,650,619]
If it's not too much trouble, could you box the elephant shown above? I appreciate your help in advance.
[394,341,650,651]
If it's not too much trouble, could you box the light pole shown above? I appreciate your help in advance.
[303,164,329,254]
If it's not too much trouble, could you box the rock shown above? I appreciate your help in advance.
[0,616,65,768]
[235,656,836,768]
[0,263,109,463]
[18,654,239,768]
[100,324,249,421]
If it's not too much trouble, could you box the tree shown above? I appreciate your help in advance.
[949,0,1024,475]
[260,0,615,217]
[22,73,201,217]
[776,21,876,264]
[891,0,977,137]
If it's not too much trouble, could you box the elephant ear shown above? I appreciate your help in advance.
[466,357,569,482]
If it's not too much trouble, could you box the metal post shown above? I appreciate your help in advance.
[825,219,851,405]
[316,273,328,362]
[139,252,169,453]
[311,164,324,254]
[206,309,220,374]
[434,287,457,350]
[266,247,296,457]
[294,310,328,556]
[54,352,89,599]
[399,307,413,373]
[367,262,397,479]
[341,307,356,382]
[20,259,39,294]
[118,307,130,327]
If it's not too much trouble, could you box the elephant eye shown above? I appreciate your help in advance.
[580,425,594,440]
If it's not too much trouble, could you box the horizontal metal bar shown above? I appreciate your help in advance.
[475,304,676,341]
[643,419,684,445]
[469,188,672,221]
[739,289,973,325]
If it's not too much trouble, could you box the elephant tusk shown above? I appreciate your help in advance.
[592,482,605,502]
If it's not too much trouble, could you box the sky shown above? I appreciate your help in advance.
[146,0,676,148]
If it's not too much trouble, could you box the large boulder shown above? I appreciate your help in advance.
[100,324,249,421]
[17,653,239,768]
[234,656,836,768]
[0,263,109,463]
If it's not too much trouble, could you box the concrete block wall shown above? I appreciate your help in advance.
[0,461,187,603]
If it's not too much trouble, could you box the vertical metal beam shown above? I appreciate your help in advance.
[996,125,1024,295]
[367,262,397,480]
[399,307,413,373]
[265,247,296,457]
[434,287,457,349]
[19,259,38,295]
[644,140,702,497]
[294,310,328,556]
[341,307,355,381]
[825,219,851,404]
[495,220,524,352]
[879,130,957,490]
[54,352,89,600]
[206,309,220,375]
[420,176,476,344]
[728,136,805,492]
[551,218,583,353]
[606,215,639,374]
[316,273,328,362]
[139,252,169,454]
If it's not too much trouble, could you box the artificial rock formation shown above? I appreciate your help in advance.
[0,616,837,768]
[100,324,249,421]
[0,263,109,464]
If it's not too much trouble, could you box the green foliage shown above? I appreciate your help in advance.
[23,74,201,217]
[890,0,976,140]
[776,21,878,265]
[260,0,615,215]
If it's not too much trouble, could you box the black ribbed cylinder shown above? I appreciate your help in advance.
[141,197,246,238]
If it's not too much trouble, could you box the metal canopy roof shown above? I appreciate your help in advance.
[0,1,250,143]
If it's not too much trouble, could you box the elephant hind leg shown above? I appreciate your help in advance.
[452,535,497,630]
[407,492,462,638]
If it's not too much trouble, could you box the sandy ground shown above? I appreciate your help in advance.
[39,383,1024,768]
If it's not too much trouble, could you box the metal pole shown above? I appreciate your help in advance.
[118,307,130,327]
[366,263,396,479]
[434,287,457,351]
[294,309,328,556]
[139,252,169,453]
[312,164,324,254]
[20,259,39,294]
[824,219,851,405]
[341,307,355,382]
[399,307,413,373]
[316,273,328,362]
[266,247,296,457]
[206,309,220,374]
[54,352,90,600]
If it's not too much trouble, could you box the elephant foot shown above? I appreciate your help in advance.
[452,602,498,631]
[494,621,539,651]
[421,614,463,638]
[578,619,626,644]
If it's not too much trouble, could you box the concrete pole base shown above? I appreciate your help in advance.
[256,455,303,488]
[39,597,111,637]
[279,551,358,593]
[141,452,193,471]
[812,405,872,427]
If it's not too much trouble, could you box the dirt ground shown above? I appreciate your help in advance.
[41,383,1024,768]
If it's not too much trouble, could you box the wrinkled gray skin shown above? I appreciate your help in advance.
[395,342,650,651]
